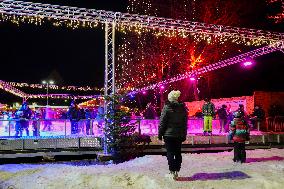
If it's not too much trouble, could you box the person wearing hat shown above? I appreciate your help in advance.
[202,98,215,135]
[158,90,188,180]
[67,101,80,135]
[217,104,228,133]
[14,102,32,137]
[228,111,250,163]
[32,109,42,136]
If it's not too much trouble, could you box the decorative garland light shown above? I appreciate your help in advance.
[0,80,103,100]
[0,80,28,98]
[0,0,283,43]
[28,94,103,100]
[7,81,104,92]
[0,13,99,29]
[131,42,283,93]
[267,0,284,23]
[116,23,275,46]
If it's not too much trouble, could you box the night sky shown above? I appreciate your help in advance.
[0,0,283,104]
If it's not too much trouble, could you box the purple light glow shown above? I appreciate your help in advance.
[243,61,253,67]
[160,85,165,89]
[142,91,146,94]
[190,77,196,81]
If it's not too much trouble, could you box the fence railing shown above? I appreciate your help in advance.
[0,117,282,138]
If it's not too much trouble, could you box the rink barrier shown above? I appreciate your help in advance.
[0,137,101,151]
[149,134,284,145]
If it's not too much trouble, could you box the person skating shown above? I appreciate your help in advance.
[67,101,81,135]
[158,90,188,180]
[14,102,32,137]
[32,109,42,137]
[84,108,94,135]
[217,105,228,133]
[229,111,250,163]
[202,98,215,136]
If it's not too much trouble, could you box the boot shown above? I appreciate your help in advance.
[173,171,179,180]
[165,171,177,181]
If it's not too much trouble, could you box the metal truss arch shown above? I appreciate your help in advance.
[1,0,284,42]
[134,42,284,92]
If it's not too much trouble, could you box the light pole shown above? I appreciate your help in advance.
[42,80,54,107]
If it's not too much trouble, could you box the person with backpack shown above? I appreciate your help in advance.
[229,111,250,163]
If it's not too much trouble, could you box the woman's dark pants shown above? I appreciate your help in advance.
[164,137,183,172]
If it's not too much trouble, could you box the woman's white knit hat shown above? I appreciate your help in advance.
[168,90,181,102]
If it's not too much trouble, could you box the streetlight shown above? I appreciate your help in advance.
[42,80,54,107]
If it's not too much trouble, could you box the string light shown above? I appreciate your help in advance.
[117,0,280,91]
[131,43,282,93]
[28,94,102,100]
[0,80,27,98]
[1,0,283,97]
[0,80,103,100]
[0,0,282,43]
[0,13,99,29]
[267,0,284,23]
[6,81,104,92]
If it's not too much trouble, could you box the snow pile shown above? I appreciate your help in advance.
[1,148,284,189]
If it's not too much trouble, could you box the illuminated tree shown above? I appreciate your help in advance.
[267,0,284,23]
[117,0,258,103]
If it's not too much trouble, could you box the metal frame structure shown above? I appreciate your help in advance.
[134,42,284,92]
[0,0,284,42]
[103,21,116,154]
[1,0,284,96]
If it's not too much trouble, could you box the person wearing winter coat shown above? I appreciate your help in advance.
[229,111,250,163]
[251,105,265,131]
[202,98,215,135]
[96,106,104,135]
[67,101,80,135]
[158,90,188,180]
[217,105,228,133]
[14,102,32,137]
[85,108,94,135]
[32,109,42,137]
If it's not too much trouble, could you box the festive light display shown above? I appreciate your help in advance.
[28,94,101,100]
[0,80,102,100]
[0,0,283,103]
[117,0,276,94]
[7,81,104,92]
[78,98,104,108]
[0,0,283,42]
[132,42,283,93]
[267,0,284,23]
[0,80,28,98]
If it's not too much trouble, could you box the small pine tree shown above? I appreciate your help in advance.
[103,94,151,163]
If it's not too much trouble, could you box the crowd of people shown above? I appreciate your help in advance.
[0,95,281,138]
[158,90,252,180]
[0,101,104,137]
[201,98,266,136]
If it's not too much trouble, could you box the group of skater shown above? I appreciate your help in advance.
[2,101,104,137]
[158,90,253,180]
[67,100,104,135]
[202,98,265,136]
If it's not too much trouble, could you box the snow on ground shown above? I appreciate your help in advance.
[1,148,284,189]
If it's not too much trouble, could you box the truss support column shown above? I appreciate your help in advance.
[103,21,116,154]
